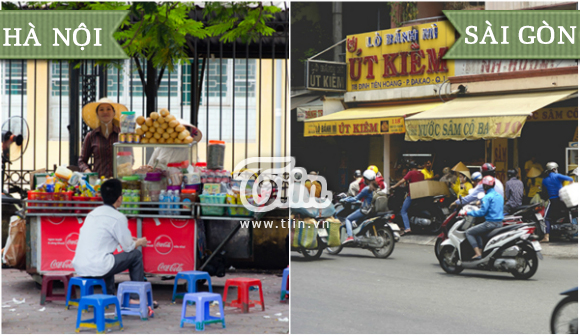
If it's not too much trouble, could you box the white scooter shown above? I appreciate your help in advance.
[438,196,543,280]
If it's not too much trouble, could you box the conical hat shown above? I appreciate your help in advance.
[82,98,128,130]
[527,166,542,178]
[175,118,203,143]
[452,162,469,176]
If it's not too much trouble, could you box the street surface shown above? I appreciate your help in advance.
[291,243,578,334]
[2,270,289,334]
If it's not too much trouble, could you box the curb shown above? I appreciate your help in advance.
[398,235,578,258]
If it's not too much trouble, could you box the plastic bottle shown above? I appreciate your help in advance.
[122,190,131,214]
[159,190,167,215]
[173,191,181,216]
[131,190,140,214]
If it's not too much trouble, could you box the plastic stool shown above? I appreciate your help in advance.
[180,292,225,331]
[280,268,289,301]
[117,281,154,320]
[66,278,107,310]
[223,278,265,313]
[41,271,73,305]
[75,294,123,334]
[172,271,213,303]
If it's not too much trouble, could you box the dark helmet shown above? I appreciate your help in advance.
[507,169,518,179]
[408,161,418,169]
[354,170,362,178]
[481,163,496,177]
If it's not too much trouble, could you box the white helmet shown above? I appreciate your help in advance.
[471,172,482,181]
[546,162,558,171]
[363,169,376,181]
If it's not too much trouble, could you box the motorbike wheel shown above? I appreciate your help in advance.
[299,237,325,260]
[511,244,539,280]
[438,245,463,274]
[434,237,443,260]
[550,296,578,334]
[371,228,395,259]
[326,245,343,255]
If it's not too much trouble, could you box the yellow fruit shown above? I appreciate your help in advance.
[166,115,176,122]
[145,118,153,127]
[173,139,182,144]
[141,125,149,132]
[145,132,153,139]
[170,132,179,139]
[150,112,160,120]
[153,121,160,128]
[135,128,144,136]
[158,116,166,124]
[160,108,170,117]
[156,128,164,134]
[168,120,179,128]
[175,125,185,133]
[154,133,161,139]
[149,138,157,144]
[160,123,169,129]
[158,138,166,144]
[162,132,170,139]
[136,116,146,125]
[178,130,189,140]
[141,138,149,144]
[167,127,175,134]
[183,136,194,143]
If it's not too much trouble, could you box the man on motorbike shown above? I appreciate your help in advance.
[462,176,504,260]
[391,161,424,234]
[348,170,363,197]
[342,169,379,244]
[451,163,504,209]
[504,169,524,214]
[471,171,482,185]
[358,165,385,193]
[541,162,574,243]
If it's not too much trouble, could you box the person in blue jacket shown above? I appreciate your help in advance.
[463,176,504,260]
[341,169,378,244]
[542,162,574,242]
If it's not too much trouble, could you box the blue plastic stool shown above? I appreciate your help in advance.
[117,281,154,320]
[172,271,213,303]
[280,267,289,301]
[180,292,225,331]
[75,294,123,334]
[66,278,107,310]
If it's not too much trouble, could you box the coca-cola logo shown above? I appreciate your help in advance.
[50,259,73,269]
[65,233,79,252]
[170,219,190,229]
[47,217,65,225]
[153,235,173,255]
[157,262,184,273]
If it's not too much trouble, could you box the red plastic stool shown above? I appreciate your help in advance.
[222,278,265,313]
[41,271,74,305]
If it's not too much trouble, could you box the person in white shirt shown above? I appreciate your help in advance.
[72,179,148,302]
[347,170,362,197]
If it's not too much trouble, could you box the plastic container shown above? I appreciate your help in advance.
[27,191,73,213]
[85,172,99,186]
[166,162,183,187]
[226,194,254,217]
[55,166,73,181]
[198,163,208,184]
[559,183,579,208]
[207,170,216,183]
[207,140,226,169]
[184,184,202,194]
[180,189,197,212]
[121,175,141,192]
[120,111,136,134]
[199,194,227,216]
[143,172,162,202]
[131,190,140,214]
[172,191,181,216]
[117,151,133,177]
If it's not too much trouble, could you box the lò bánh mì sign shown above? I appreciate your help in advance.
[306,60,347,92]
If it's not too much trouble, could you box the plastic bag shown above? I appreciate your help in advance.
[2,216,26,269]
[290,218,318,249]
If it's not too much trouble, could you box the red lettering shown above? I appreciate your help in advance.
[382,53,399,78]
[370,123,378,132]
[363,56,378,79]
[353,124,360,133]
[399,52,409,76]
[409,50,425,75]
[508,60,518,72]
[426,47,449,74]
[349,57,362,81]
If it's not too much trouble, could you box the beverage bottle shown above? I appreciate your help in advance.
[159,190,167,215]
[122,190,130,214]
[166,190,174,216]
[173,191,181,216]
[132,190,140,214]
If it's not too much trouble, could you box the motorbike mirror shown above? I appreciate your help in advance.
[477,192,485,200]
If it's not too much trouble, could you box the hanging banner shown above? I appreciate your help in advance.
[346,21,456,92]
[297,106,324,122]
[527,106,578,122]
[405,116,527,141]
[304,117,405,137]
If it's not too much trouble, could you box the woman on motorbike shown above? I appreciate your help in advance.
[342,170,378,244]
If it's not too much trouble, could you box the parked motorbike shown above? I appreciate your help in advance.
[549,205,578,242]
[325,195,400,259]
[551,287,578,334]
[290,216,328,261]
[509,203,547,241]
[388,184,447,234]
[438,203,542,279]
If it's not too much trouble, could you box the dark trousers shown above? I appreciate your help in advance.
[545,198,568,234]
[88,249,144,298]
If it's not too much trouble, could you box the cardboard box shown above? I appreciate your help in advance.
[409,180,450,199]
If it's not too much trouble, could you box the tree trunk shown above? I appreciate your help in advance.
[145,59,157,115]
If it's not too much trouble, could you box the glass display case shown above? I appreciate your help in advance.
[566,146,578,181]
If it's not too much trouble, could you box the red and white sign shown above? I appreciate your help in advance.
[142,218,195,274]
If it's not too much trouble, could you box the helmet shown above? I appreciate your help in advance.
[363,169,376,181]
[507,169,518,178]
[367,165,379,174]
[354,170,362,178]
[408,161,418,169]
[480,163,496,173]
[471,172,482,181]
[546,162,559,171]
[482,176,495,187]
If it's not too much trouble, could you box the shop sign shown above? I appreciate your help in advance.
[455,59,577,76]
[527,106,578,122]
[306,60,347,92]
[297,106,323,122]
[304,117,405,137]
[405,116,527,141]
[346,21,456,93]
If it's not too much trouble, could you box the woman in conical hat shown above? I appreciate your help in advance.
[78,98,128,178]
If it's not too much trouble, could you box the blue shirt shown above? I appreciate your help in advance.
[344,186,373,208]
[467,188,504,222]
[542,172,573,199]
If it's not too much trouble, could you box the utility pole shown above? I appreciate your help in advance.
[332,2,342,62]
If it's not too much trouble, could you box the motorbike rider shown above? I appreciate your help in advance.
[348,170,363,197]
[471,171,482,185]
[541,162,574,243]
[391,161,424,235]
[462,176,504,260]
[358,165,385,193]
[342,169,379,244]
[451,163,504,209]
[504,169,524,214]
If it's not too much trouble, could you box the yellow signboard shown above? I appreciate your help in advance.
[346,21,455,93]
[405,116,528,141]
[304,117,405,137]
[527,106,578,122]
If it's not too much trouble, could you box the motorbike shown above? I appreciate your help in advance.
[289,214,329,261]
[509,203,548,241]
[438,202,542,279]
[551,287,578,334]
[388,184,448,234]
[325,194,400,259]
[549,205,578,241]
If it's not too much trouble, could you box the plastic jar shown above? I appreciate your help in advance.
[143,172,162,202]
[85,172,99,186]
[180,189,197,211]
[207,140,226,169]
[117,151,133,177]
[121,175,141,193]
[55,166,73,181]
[167,162,183,187]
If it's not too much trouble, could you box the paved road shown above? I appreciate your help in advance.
[291,244,578,334]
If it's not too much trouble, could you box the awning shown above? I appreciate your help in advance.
[291,93,324,110]
[303,102,442,137]
[405,90,577,141]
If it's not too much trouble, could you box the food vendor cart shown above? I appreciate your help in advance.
[24,142,256,284]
